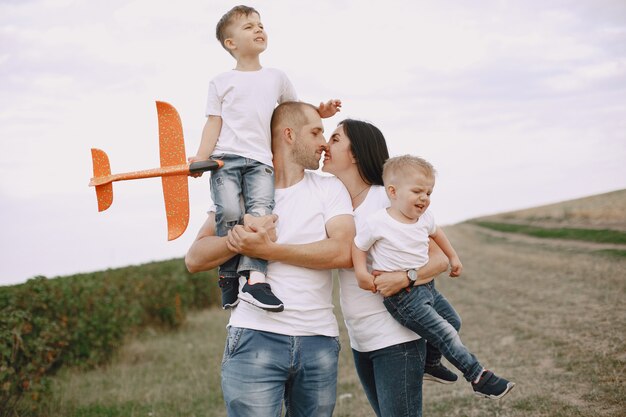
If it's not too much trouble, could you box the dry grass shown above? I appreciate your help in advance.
[44,223,625,416]
[477,189,626,231]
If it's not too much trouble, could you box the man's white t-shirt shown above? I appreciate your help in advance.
[354,206,437,272]
[229,171,353,337]
[206,68,297,167]
[338,186,420,352]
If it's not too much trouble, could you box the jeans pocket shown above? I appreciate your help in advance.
[222,326,244,365]
[333,336,341,354]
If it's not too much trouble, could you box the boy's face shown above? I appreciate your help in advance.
[388,167,435,221]
[225,12,267,57]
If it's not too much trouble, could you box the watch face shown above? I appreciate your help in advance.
[408,269,417,281]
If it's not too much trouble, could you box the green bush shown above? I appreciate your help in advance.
[0,259,219,416]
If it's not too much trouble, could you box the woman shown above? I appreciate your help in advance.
[322,119,450,417]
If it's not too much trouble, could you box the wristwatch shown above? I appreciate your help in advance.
[407,269,418,288]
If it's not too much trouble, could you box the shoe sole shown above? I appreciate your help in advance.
[222,299,240,310]
[423,374,458,384]
[474,382,515,399]
[239,292,284,312]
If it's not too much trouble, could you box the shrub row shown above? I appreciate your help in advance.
[0,259,218,416]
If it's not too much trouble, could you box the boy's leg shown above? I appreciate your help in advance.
[236,159,283,311]
[221,327,289,417]
[210,155,245,309]
[424,287,462,384]
[383,282,483,382]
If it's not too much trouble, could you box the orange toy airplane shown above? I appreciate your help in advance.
[89,101,223,241]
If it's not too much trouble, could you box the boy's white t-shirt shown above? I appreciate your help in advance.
[354,206,437,272]
[229,171,353,337]
[206,67,297,167]
[338,186,421,352]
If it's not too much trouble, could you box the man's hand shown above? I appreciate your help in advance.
[226,223,275,259]
[318,99,342,118]
[242,213,278,242]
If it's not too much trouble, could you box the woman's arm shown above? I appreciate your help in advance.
[372,238,449,297]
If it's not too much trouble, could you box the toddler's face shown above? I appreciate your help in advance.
[390,168,434,220]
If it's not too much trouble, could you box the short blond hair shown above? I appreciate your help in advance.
[382,155,436,186]
[215,5,260,53]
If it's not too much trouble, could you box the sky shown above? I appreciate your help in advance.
[1,0,625,286]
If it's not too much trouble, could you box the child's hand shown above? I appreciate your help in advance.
[356,273,377,293]
[449,257,463,277]
[187,155,207,177]
[318,99,342,118]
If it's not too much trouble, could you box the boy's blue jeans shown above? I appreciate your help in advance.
[221,327,339,417]
[383,280,483,382]
[210,154,274,278]
[352,338,426,417]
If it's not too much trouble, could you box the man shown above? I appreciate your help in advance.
[185,101,355,417]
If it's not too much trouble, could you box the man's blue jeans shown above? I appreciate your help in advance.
[210,154,274,278]
[221,327,340,417]
[384,281,483,382]
[352,338,426,417]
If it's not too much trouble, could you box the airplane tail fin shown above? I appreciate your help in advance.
[90,148,114,212]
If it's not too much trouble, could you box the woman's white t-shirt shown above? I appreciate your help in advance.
[338,186,420,352]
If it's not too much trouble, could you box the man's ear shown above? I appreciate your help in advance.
[283,127,295,144]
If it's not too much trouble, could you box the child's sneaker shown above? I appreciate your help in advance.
[219,276,240,309]
[424,364,458,384]
[472,370,515,399]
[239,282,284,312]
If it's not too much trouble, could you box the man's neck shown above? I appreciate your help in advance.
[273,157,306,189]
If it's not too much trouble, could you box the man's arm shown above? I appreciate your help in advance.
[184,213,234,273]
[372,238,449,297]
[226,214,355,270]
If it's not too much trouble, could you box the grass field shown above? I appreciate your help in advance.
[42,219,626,417]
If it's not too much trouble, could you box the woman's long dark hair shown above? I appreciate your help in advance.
[339,119,390,186]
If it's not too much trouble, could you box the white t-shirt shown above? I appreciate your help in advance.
[206,68,297,167]
[338,186,420,352]
[354,206,437,272]
[229,171,353,337]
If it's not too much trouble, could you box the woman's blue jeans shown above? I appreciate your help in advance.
[221,327,340,417]
[210,154,275,278]
[384,281,483,382]
[352,338,426,417]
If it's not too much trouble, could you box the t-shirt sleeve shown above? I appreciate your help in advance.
[353,216,377,251]
[424,210,437,235]
[278,72,298,103]
[323,176,353,222]
[205,80,222,117]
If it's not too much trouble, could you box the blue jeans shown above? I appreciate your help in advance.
[210,154,274,278]
[352,339,426,417]
[425,292,461,367]
[221,327,340,417]
[384,281,483,382]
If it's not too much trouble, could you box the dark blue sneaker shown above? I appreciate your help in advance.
[424,364,458,384]
[219,276,239,310]
[239,282,284,312]
[472,370,515,399]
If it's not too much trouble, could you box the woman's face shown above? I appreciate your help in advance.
[322,124,354,176]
